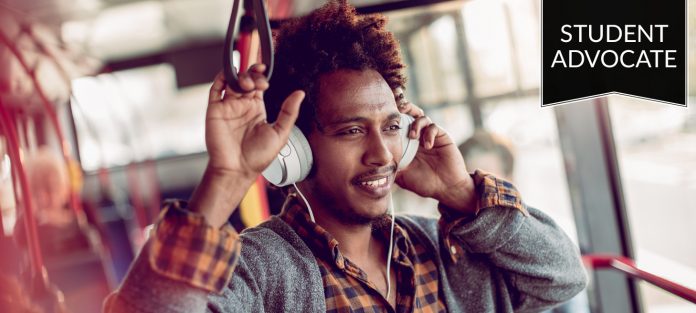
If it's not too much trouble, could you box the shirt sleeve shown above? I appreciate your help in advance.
[438,170,529,262]
[148,199,242,293]
[437,170,587,311]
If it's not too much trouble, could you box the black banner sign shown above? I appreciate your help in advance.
[541,0,686,106]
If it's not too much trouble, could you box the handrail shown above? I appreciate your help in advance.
[223,0,274,93]
[0,25,84,219]
[0,102,44,275]
[583,254,696,304]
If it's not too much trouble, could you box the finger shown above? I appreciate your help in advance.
[237,71,269,100]
[409,116,433,139]
[248,71,270,93]
[237,72,256,93]
[273,90,305,137]
[248,63,267,74]
[221,85,246,102]
[394,172,405,187]
[209,71,227,102]
[397,99,425,118]
[422,123,439,149]
[224,85,237,98]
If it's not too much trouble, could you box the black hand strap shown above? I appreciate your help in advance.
[223,0,274,93]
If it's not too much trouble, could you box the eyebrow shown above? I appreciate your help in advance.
[324,112,401,127]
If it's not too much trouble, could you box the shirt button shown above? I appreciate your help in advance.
[450,245,457,255]
[336,255,345,269]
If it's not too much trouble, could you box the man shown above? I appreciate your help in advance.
[105,1,587,312]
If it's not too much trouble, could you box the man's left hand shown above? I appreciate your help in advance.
[394,93,477,215]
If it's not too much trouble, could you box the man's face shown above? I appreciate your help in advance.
[304,69,402,225]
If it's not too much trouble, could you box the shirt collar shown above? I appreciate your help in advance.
[279,193,414,268]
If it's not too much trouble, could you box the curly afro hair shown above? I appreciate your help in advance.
[264,0,407,136]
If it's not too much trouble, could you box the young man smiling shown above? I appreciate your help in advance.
[105,1,587,312]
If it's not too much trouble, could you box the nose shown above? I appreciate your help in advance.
[362,130,394,167]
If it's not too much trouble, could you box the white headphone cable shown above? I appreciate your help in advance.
[386,192,395,300]
[293,182,315,223]
[293,182,394,300]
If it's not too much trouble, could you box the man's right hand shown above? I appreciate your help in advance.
[189,64,305,228]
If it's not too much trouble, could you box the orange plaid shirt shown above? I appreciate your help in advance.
[279,198,446,313]
[148,170,527,312]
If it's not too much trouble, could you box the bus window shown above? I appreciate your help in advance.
[383,0,578,243]
[71,64,207,172]
[609,96,696,312]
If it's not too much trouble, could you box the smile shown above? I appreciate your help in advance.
[353,175,392,198]
[360,177,388,187]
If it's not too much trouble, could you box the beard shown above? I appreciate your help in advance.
[335,205,375,226]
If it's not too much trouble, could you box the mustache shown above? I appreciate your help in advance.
[351,165,397,183]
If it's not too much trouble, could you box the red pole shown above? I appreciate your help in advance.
[145,159,161,222]
[0,102,44,275]
[583,254,696,304]
[0,203,4,236]
[238,30,252,71]
[126,163,148,228]
[0,30,82,218]
[238,6,272,222]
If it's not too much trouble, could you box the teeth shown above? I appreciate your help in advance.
[360,177,388,187]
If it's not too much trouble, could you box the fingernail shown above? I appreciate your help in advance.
[410,129,416,138]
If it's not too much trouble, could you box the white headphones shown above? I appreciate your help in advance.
[262,113,418,187]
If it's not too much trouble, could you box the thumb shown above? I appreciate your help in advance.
[273,90,305,137]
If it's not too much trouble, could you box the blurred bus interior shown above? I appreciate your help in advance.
[0,0,694,312]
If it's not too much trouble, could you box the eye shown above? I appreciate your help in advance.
[385,124,401,134]
[340,127,363,136]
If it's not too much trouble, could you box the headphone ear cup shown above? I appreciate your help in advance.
[262,126,313,187]
[289,126,313,181]
[398,114,418,169]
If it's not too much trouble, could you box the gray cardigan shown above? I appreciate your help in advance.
[105,205,587,312]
